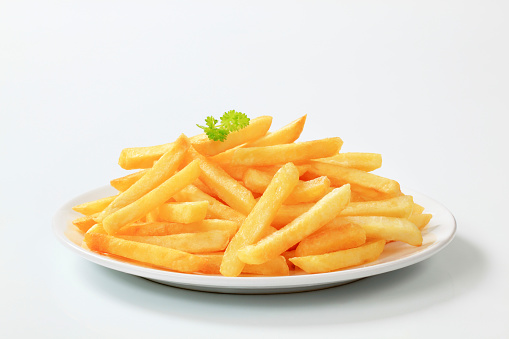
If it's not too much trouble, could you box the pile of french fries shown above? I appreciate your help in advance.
[72,115,432,276]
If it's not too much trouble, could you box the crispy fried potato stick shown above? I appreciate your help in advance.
[117,219,240,238]
[327,216,423,246]
[211,138,343,167]
[110,170,148,192]
[290,240,385,274]
[85,232,208,273]
[243,115,306,147]
[118,230,229,254]
[314,152,382,172]
[72,195,117,216]
[295,223,366,256]
[308,161,401,196]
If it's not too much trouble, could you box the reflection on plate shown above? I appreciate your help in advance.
[53,186,456,294]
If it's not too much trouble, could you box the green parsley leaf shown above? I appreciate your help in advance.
[197,110,251,142]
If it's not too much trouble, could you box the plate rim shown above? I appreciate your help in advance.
[53,185,456,290]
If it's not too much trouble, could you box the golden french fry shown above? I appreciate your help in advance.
[72,213,98,233]
[187,147,256,216]
[85,232,208,273]
[290,240,385,274]
[119,230,229,254]
[272,195,414,229]
[173,184,246,224]
[200,254,289,276]
[97,134,190,222]
[158,201,208,224]
[110,169,148,192]
[341,195,414,218]
[72,195,117,216]
[237,184,351,265]
[117,219,240,238]
[408,213,432,230]
[308,161,401,196]
[328,216,423,246]
[314,152,382,172]
[295,223,366,256]
[210,138,343,167]
[220,163,300,277]
[412,203,425,215]
[117,117,272,169]
[192,116,272,156]
[102,160,201,234]
[244,115,306,147]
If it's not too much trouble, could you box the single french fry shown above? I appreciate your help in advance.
[412,203,425,215]
[308,161,401,196]
[85,232,208,273]
[85,223,107,235]
[110,169,148,192]
[237,184,351,265]
[408,213,432,230]
[220,163,300,277]
[102,160,201,234]
[244,115,307,147]
[172,184,246,224]
[192,116,272,156]
[97,134,190,222]
[290,240,385,274]
[158,201,208,224]
[199,254,290,276]
[328,216,423,246]
[119,230,229,254]
[340,195,414,218]
[314,152,382,172]
[72,213,98,233]
[117,219,240,238]
[295,223,366,256]
[72,195,117,216]
[187,147,256,216]
[211,138,343,167]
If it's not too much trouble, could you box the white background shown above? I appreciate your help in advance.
[1,1,508,338]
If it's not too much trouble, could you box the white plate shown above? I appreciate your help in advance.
[53,186,456,294]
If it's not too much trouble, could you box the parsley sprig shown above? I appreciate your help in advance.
[197,110,250,142]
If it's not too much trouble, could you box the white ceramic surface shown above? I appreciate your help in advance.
[53,185,456,294]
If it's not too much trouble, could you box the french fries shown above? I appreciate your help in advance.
[71,114,431,277]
